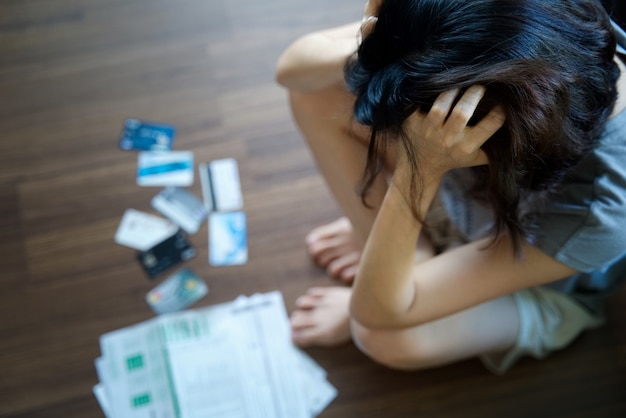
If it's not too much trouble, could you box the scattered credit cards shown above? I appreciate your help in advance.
[209,211,247,266]
[137,230,197,278]
[114,209,178,251]
[137,151,194,187]
[151,187,207,234]
[199,158,243,212]
[117,122,249,279]
[119,119,175,151]
[145,268,208,314]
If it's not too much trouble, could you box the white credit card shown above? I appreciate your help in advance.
[199,158,243,212]
[114,209,178,251]
[151,187,207,234]
[137,151,194,187]
[209,211,247,266]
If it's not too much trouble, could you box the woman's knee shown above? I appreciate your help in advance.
[351,322,442,371]
[289,88,371,142]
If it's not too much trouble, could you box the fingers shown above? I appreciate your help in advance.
[413,85,505,170]
[358,16,377,44]
[363,0,384,18]
[434,85,505,147]
[446,85,486,132]
[469,104,506,144]
[450,87,505,167]
[458,103,505,167]
[427,88,461,127]
[360,0,383,44]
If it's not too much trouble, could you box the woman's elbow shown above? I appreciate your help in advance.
[349,295,407,330]
[275,50,295,88]
[349,279,421,329]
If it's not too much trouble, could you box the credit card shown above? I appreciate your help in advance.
[145,268,208,314]
[209,211,247,266]
[151,187,207,234]
[119,119,175,151]
[114,209,178,251]
[199,158,243,212]
[137,151,194,187]
[137,230,197,278]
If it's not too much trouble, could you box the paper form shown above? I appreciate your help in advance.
[294,349,338,416]
[237,293,309,418]
[99,318,178,418]
[94,291,337,418]
[165,304,250,418]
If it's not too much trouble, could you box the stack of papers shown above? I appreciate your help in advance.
[93,291,337,418]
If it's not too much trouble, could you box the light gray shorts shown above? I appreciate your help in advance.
[424,191,607,374]
[479,287,605,374]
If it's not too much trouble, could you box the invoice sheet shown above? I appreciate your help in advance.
[95,291,337,418]
[294,349,338,416]
[234,292,309,418]
[165,292,310,418]
[92,382,112,418]
[99,319,178,418]
[164,303,250,418]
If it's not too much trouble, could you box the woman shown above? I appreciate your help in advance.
[276,0,626,373]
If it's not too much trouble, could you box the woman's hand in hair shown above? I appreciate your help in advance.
[358,0,382,45]
[402,86,505,178]
[359,0,383,40]
[363,0,384,18]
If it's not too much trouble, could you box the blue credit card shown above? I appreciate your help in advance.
[119,118,175,151]
[137,151,194,187]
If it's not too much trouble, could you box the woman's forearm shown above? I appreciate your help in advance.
[350,158,443,329]
[275,23,360,92]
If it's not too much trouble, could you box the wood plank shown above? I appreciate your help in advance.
[1,0,625,416]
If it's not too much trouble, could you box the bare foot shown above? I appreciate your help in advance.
[305,217,362,283]
[290,287,352,347]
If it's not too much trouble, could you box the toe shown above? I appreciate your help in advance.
[305,217,350,245]
[308,237,342,265]
[339,264,358,283]
[305,287,334,297]
[290,314,316,347]
[294,293,321,309]
[327,251,360,279]
[291,328,316,347]
[290,310,315,328]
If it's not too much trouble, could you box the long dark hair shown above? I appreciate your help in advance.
[345,0,619,252]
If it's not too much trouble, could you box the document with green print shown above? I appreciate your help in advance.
[93,291,336,418]
[97,317,181,418]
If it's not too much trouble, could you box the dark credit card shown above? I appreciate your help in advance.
[137,230,196,278]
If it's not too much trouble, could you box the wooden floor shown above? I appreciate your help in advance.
[1,0,625,417]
